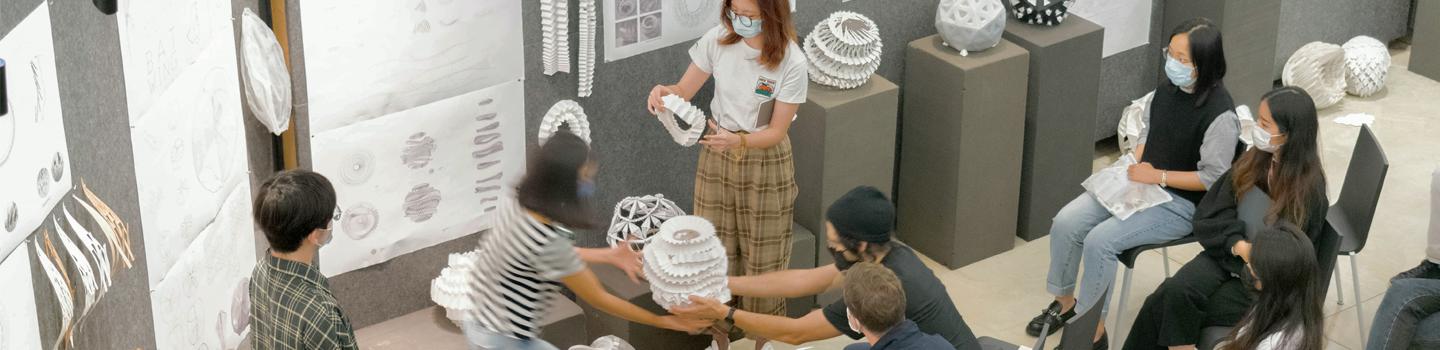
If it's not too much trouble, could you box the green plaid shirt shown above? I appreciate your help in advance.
[250,253,359,350]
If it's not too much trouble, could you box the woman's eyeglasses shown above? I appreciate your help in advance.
[1163,48,1193,66]
[730,10,756,26]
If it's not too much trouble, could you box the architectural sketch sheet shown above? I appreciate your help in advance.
[0,247,42,350]
[312,81,526,277]
[150,185,256,350]
[0,3,70,261]
[116,0,233,117]
[1067,0,1152,57]
[300,0,525,133]
[605,0,720,62]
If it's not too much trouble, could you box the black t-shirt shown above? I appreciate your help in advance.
[822,245,981,350]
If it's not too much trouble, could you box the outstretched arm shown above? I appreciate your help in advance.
[672,296,843,345]
[728,264,841,299]
[562,268,710,333]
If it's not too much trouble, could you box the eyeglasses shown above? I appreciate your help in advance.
[729,10,756,26]
[1163,48,1193,66]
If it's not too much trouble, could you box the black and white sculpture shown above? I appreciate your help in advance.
[1342,36,1390,97]
[936,0,1006,55]
[1283,41,1347,109]
[1009,0,1075,26]
[804,11,883,89]
[607,194,686,250]
[642,216,730,309]
[656,94,707,147]
[539,100,592,144]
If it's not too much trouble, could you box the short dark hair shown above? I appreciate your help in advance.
[1171,17,1227,107]
[517,131,598,229]
[254,170,337,253]
[842,262,906,334]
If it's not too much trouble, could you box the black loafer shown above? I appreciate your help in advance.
[1026,301,1075,337]
[1054,332,1107,350]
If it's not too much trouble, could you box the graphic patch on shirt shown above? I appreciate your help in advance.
[754,76,777,98]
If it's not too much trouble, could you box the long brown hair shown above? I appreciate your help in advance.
[1219,224,1325,350]
[719,0,797,70]
[1232,87,1325,227]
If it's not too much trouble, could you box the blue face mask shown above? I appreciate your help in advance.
[730,11,763,38]
[578,179,596,198]
[1165,55,1196,89]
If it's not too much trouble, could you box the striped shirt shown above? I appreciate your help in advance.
[249,253,359,350]
[465,194,585,340]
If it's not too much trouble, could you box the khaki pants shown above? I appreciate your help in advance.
[694,137,798,317]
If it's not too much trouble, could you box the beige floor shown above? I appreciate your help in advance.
[357,49,1440,350]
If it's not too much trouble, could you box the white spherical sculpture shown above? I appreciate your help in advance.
[936,0,1005,55]
[642,216,730,309]
[1282,41,1348,109]
[607,194,686,250]
[539,100,592,144]
[1342,36,1390,97]
[431,250,481,326]
[657,94,707,147]
[804,11,883,89]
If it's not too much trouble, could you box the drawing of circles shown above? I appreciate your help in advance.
[639,0,660,13]
[616,0,637,18]
[340,203,380,240]
[5,203,17,232]
[617,19,639,46]
[51,153,64,181]
[36,168,49,197]
[639,13,663,41]
[339,151,376,185]
[0,114,14,165]
[190,68,238,193]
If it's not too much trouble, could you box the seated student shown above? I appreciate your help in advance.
[1123,87,1329,350]
[673,186,982,350]
[840,262,952,350]
[1366,165,1440,350]
[1214,224,1326,350]
[248,170,359,350]
[1392,165,1440,281]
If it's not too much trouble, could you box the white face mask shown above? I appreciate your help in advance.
[1236,106,1282,153]
[846,308,863,334]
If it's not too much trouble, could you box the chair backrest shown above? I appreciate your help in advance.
[1238,187,1273,240]
[1039,289,1108,350]
[1313,222,1342,298]
[1334,125,1389,252]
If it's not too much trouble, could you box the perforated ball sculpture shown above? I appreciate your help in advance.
[936,0,1005,55]
[1342,36,1391,97]
[1283,41,1348,109]
[1010,0,1075,26]
[804,11,883,89]
[642,216,730,309]
[606,194,685,250]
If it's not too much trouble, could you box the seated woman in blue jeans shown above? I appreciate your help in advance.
[1028,17,1241,349]
[1367,165,1440,350]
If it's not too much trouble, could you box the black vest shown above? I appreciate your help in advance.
[1141,84,1235,203]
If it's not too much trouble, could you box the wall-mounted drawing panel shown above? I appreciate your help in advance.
[0,3,70,259]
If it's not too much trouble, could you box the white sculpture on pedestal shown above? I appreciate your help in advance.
[1342,36,1390,97]
[642,216,730,309]
[804,11,883,89]
[540,100,592,144]
[607,194,685,250]
[936,0,1006,55]
[1283,41,1347,109]
[656,94,707,147]
[430,250,481,326]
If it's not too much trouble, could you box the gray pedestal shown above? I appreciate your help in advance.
[897,35,1028,269]
[792,76,900,259]
[1412,0,1440,82]
[540,298,589,347]
[787,223,818,318]
[1164,0,1281,110]
[578,264,710,349]
[1002,15,1104,242]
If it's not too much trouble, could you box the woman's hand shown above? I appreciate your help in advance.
[1128,162,1162,184]
[648,85,678,114]
[669,295,730,321]
[605,245,645,284]
[1233,240,1253,263]
[656,315,714,334]
[699,120,740,151]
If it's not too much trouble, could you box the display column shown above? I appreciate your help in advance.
[1412,0,1440,82]
[897,35,1028,269]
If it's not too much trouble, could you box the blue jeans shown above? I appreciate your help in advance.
[461,320,560,350]
[1046,193,1196,316]
[1366,278,1440,350]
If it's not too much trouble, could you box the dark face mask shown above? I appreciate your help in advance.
[830,246,858,271]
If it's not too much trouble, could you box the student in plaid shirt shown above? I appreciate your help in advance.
[249,170,359,350]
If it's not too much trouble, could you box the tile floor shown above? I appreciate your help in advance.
[357,49,1440,350]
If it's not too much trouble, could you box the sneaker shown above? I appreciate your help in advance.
[1392,260,1440,282]
[1026,301,1075,337]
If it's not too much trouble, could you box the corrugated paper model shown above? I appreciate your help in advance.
[578,0,598,97]
[657,94,707,146]
[641,216,730,309]
[431,250,481,326]
[607,194,685,250]
[1283,41,1347,109]
[1010,0,1076,26]
[1342,36,1390,97]
[936,0,1006,55]
[804,11,883,89]
[540,100,593,144]
[541,0,571,76]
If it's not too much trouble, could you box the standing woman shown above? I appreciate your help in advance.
[1027,17,1241,348]
[646,0,807,347]
[1122,87,1329,350]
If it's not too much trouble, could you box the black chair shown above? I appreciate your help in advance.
[1328,124,1389,344]
[978,289,1110,350]
[1114,235,1200,334]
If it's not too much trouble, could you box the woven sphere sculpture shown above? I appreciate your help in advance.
[804,11,883,89]
[606,194,685,250]
[1342,36,1390,97]
[1282,41,1347,109]
[1010,0,1076,26]
[936,0,1005,54]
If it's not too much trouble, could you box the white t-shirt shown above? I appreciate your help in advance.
[688,25,808,133]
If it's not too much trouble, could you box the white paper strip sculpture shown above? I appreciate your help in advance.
[1010,0,1076,26]
[541,0,571,76]
[804,11,883,89]
[607,194,686,250]
[642,216,730,309]
[239,8,292,135]
[1282,41,1347,109]
[1342,36,1390,97]
[936,0,1005,55]
[578,0,598,97]
[657,94,707,146]
[539,100,593,144]
[431,250,481,326]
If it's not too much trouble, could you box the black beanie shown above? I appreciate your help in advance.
[825,186,894,243]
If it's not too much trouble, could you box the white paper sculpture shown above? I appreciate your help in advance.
[1116,91,1155,153]
[804,11,883,89]
[936,0,1006,55]
[578,0,598,97]
[541,0,571,76]
[431,250,481,326]
[657,94,707,146]
[540,100,593,144]
[239,8,292,135]
[568,335,636,350]
[642,216,730,309]
[607,194,686,249]
[1342,36,1390,97]
[1282,41,1347,109]
[1010,0,1076,26]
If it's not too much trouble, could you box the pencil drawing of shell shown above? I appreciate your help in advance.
[642,216,730,309]
[936,0,1005,54]
[51,152,64,181]
[657,94,707,147]
[606,194,685,250]
[402,132,437,169]
[404,183,442,222]
[36,168,50,197]
[805,12,883,89]
[340,151,376,185]
[340,203,380,240]
[539,100,593,144]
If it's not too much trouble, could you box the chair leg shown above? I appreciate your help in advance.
[1162,247,1171,277]
[1116,267,1134,336]
[1334,264,1345,305]
[1351,253,1366,345]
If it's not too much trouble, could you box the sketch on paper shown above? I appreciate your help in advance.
[402,133,438,169]
[300,0,524,133]
[604,0,717,61]
[1067,0,1153,57]
[313,81,526,276]
[0,245,42,350]
[0,2,70,259]
[116,0,232,117]
[150,185,256,350]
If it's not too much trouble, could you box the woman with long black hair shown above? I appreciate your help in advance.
[1216,224,1326,350]
[1122,86,1330,350]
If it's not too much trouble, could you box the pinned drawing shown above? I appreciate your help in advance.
[340,151,377,185]
[805,11,884,89]
[0,3,70,259]
[402,133,438,169]
[539,100,593,144]
[404,184,443,223]
[607,194,685,250]
[603,0,720,61]
[0,246,42,350]
[150,185,256,350]
[655,94,708,147]
[116,0,232,116]
[642,216,730,309]
[340,203,380,240]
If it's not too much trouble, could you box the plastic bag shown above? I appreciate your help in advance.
[239,8,292,135]
[1081,154,1172,220]
[1116,91,1153,153]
